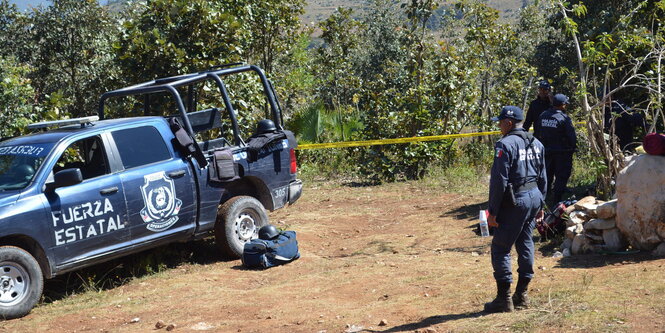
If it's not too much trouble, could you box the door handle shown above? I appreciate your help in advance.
[168,170,186,178]
[100,186,119,194]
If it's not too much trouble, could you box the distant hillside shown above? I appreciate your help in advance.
[302,0,529,24]
[12,0,526,24]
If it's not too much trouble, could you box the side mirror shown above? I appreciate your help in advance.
[46,168,83,191]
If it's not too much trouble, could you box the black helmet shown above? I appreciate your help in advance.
[15,164,35,180]
[258,224,280,240]
[256,119,276,134]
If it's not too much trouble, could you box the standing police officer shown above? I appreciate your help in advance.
[485,106,547,313]
[533,94,577,205]
[523,80,553,132]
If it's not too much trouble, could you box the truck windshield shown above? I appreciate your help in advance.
[0,143,53,190]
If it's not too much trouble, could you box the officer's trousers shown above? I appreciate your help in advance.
[491,188,542,284]
[545,151,573,203]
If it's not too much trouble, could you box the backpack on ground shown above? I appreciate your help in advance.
[242,230,300,269]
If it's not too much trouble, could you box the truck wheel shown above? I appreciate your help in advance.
[0,246,43,319]
[215,196,269,259]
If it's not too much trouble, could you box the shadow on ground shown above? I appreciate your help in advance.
[42,238,226,304]
[552,251,656,269]
[364,311,486,332]
[441,199,487,221]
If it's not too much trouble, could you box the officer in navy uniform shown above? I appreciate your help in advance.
[485,106,547,313]
[523,80,553,132]
[533,94,576,205]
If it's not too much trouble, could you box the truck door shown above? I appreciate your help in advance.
[46,135,130,266]
[108,125,196,246]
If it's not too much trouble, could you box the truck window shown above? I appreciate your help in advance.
[54,136,109,180]
[112,126,171,169]
[0,143,52,190]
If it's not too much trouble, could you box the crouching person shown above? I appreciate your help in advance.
[485,106,547,313]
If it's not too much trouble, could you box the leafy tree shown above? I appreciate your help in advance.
[243,0,305,74]
[22,0,118,118]
[313,7,363,111]
[0,57,37,137]
[115,0,247,82]
[551,0,665,197]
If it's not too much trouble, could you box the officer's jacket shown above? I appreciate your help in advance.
[488,128,547,216]
[524,97,551,132]
[533,108,577,153]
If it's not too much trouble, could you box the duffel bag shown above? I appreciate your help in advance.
[242,230,300,269]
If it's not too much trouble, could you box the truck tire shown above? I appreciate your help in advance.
[215,196,269,259]
[0,246,43,319]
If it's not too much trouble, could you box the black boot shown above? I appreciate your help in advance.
[483,281,513,313]
[512,277,531,309]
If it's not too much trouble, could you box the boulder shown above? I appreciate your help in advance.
[571,234,588,255]
[561,238,572,250]
[574,196,597,210]
[566,224,583,239]
[567,211,589,226]
[564,204,577,215]
[652,243,665,256]
[596,199,618,219]
[616,155,665,250]
[584,218,616,230]
[602,228,627,252]
[584,231,604,242]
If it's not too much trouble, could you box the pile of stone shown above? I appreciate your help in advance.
[559,196,627,256]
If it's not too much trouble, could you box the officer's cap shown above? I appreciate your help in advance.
[538,80,551,90]
[553,93,570,106]
[491,106,524,122]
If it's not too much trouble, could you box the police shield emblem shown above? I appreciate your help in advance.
[140,171,182,232]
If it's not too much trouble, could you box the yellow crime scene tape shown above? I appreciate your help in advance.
[297,130,501,150]
[296,121,587,150]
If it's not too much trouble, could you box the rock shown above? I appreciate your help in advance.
[584,231,604,242]
[379,319,388,326]
[596,199,618,219]
[616,155,665,250]
[564,204,577,215]
[652,243,665,256]
[603,228,628,252]
[571,234,588,255]
[566,224,583,239]
[166,324,176,331]
[156,320,166,329]
[584,218,616,230]
[574,196,597,210]
[568,211,589,225]
[130,318,140,324]
[561,238,572,250]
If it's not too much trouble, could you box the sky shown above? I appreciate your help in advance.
[9,1,109,11]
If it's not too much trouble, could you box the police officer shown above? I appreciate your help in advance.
[533,94,576,205]
[523,80,553,132]
[485,106,547,313]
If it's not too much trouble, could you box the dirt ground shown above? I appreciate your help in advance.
[2,180,665,332]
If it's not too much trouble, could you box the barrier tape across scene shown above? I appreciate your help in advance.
[297,122,587,150]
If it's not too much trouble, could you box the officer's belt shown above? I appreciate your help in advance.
[514,181,537,193]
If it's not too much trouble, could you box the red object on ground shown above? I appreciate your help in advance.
[643,133,665,155]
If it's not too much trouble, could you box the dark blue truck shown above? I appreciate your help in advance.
[0,64,302,318]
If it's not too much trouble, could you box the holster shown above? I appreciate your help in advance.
[505,183,517,206]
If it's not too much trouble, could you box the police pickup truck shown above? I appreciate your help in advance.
[0,64,302,319]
